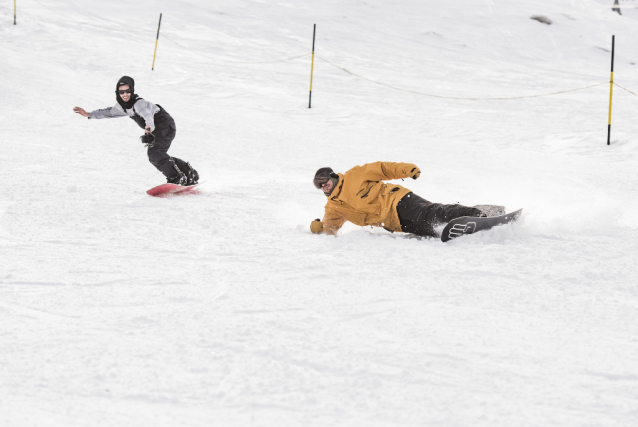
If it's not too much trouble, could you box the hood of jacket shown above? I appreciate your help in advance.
[115,75,138,110]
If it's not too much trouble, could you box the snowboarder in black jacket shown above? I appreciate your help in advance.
[74,76,198,186]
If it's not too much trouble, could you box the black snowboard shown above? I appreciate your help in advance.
[441,209,523,242]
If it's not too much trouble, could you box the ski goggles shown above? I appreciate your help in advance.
[313,168,336,189]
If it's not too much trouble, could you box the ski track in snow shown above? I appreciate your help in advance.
[2,0,638,426]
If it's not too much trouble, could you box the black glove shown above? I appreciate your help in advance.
[140,133,155,147]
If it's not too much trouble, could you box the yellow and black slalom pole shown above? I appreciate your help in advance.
[14,0,17,25]
[607,35,615,146]
[152,13,163,71]
[309,24,316,108]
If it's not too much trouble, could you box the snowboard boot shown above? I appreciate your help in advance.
[184,162,199,186]
[473,205,506,217]
[166,164,187,186]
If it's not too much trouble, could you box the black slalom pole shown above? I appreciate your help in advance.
[607,35,615,146]
[152,13,163,70]
[309,24,316,108]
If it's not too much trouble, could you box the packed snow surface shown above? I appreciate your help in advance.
[2,0,638,425]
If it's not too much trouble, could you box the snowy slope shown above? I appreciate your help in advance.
[1,0,638,426]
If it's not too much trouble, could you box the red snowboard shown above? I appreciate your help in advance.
[146,182,202,198]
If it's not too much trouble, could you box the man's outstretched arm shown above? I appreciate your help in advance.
[357,161,420,181]
[311,209,346,236]
[74,104,127,120]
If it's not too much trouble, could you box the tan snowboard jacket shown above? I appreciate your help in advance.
[320,162,417,235]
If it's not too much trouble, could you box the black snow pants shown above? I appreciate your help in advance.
[146,106,190,178]
[396,193,483,237]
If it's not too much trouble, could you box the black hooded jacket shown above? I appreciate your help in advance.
[115,75,139,110]
[114,75,158,130]
[89,75,174,133]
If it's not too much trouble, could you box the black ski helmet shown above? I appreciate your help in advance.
[313,167,339,189]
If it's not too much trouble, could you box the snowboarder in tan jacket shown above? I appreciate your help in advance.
[310,162,502,237]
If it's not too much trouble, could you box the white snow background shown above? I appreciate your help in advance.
[2,0,638,425]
